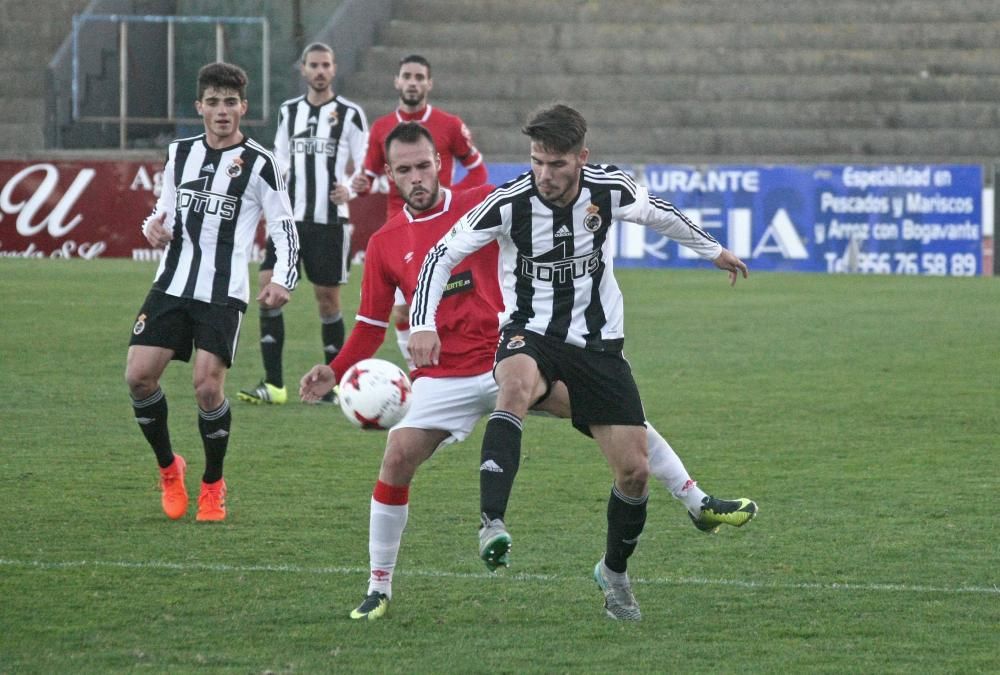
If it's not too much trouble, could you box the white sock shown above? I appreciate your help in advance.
[646,424,707,513]
[368,496,408,599]
[395,327,415,372]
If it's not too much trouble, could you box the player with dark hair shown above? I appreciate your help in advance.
[239,42,368,406]
[409,103,753,620]
[351,53,487,369]
[301,122,755,622]
[126,62,299,522]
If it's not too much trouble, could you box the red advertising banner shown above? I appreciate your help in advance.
[0,159,388,261]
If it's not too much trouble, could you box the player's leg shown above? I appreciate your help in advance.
[645,425,758,532]
[126,292,192,519]
[559,346,647,620]
[239,237,287,404]
[351,372,496,620]
[591,422,648,622]
[308,219,350,403]
[478,330,553,570]
[190,301,241,522]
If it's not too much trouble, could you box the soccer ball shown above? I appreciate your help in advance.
[338,358,412,430]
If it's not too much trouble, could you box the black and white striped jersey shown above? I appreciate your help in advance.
[273,94,368,223]
[411,164,722,350]
[144,133,299,312]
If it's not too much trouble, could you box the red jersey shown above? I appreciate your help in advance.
[330,185,500,381]
[363,105,486,218]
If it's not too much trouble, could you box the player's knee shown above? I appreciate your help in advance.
[193,380,225,411]
[615,457,650,495]
[379,445,420,484]
[125,368,158,399]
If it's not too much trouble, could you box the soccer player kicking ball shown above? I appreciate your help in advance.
[409,104,754,621]
[126,62,299,522]
[301,122,754,622]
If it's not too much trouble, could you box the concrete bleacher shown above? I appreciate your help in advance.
[0,0,90,152]
[346,0,1000,164]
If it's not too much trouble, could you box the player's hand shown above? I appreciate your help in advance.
[407,330,441,367]
[329,184,351,205]
[256,281,290,309]
[299,364,336,402]
[713,248,749,286]
[350,173,371,194]
[143,213,172,248]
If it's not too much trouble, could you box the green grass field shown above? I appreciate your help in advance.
[1,259,997,674]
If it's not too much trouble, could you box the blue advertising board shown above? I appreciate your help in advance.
[624,164,983,276]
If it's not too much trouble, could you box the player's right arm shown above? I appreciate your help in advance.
[141,146,177,248]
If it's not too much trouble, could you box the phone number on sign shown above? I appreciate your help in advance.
[850,252,978,276]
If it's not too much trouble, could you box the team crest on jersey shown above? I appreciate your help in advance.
[328,109,340,126]
[506,334,526,350]
[133,313,147,335]
[583,203,602,232]
[226,157,244,178]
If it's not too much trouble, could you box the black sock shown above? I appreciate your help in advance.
[199,399,231,483]
[605,484,648,573]
[479,411,523,522]
[132,388,174,468]
[321,312,344,363]
[260,308,284,388]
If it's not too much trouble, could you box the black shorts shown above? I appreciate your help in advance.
[262,219,351,286]
[129,290,244,367]
[495,327,645,432]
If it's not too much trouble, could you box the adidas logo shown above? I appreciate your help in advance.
[201,163,215,173]
[260,335,277,344]
[135,416,155,425]
[480,459,503,473]
[205,429,229,439]
[554,225,572,237]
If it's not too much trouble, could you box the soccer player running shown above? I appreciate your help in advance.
[301,122,755,622]
[350,54,487,369]
[239,42,368,406]
[409,104,752,621]
[126,62,299,522]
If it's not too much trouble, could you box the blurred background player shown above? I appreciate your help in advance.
[240,42,368,406]
[351,54,487,368]
[126,62,298,522]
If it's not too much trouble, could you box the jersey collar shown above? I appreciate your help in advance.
[404,187,452,222]
[395,105,433,124]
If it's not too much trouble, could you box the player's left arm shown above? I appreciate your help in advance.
[619,179,748,284]
[450,118,487,190]
[342,106,370,202]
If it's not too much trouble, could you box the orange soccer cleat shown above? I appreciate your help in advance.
[196,479,227,522]
[158,454,188,520]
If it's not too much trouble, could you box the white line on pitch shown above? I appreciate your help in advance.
[0,558,996,596]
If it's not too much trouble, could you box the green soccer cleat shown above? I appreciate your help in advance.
[237,380,287,405]
[593,557,641,621]
[349,592,389,621]
[478,516,512,571]
[689,496,758,534]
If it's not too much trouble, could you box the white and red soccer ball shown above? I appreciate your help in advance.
[338,358,412,430]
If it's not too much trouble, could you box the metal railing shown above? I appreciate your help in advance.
[71,14,270,148]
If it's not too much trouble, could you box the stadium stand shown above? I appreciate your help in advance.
[347,0,1000,164]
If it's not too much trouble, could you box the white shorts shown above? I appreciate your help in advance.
[390,371,498,445]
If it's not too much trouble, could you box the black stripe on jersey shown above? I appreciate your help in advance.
[509,197,536,327]
[583,189,613,347]
[180,146,222,299]
[284,101,300,209]
[544,203,575,341]
[465,173,533,231]
[212,146,256,304]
